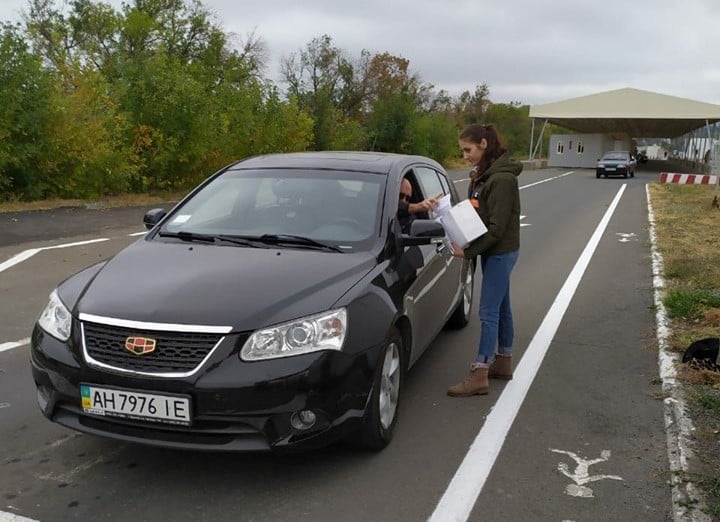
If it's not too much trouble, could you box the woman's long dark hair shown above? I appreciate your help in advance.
[459,124,507,180]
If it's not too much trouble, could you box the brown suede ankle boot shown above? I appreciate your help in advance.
[488,354,513,380]
[447,366,489,397]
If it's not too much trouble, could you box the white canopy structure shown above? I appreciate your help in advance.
[527,87,720,161]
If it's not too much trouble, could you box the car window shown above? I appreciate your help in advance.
[435,171,455,204]
[414,167,446,217]
[602,152,629,161]
[160,169,385,251]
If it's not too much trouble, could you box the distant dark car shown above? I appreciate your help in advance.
[596,151,636,178]
[30,152,475,453]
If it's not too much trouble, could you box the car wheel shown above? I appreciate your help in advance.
[623,172,628,179]
[356,328,404,451]
[596,172,601,178]
[446,259,475,329]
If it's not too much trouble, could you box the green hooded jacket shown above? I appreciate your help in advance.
[463,152,523,259]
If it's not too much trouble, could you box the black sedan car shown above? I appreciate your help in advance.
[31,152,474,452]
[596,151,636,178]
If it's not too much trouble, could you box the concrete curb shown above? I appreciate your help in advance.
[646,184,713,522]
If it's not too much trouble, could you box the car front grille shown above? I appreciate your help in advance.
[82,322,224,375]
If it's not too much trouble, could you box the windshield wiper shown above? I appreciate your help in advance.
[157,231,269,248]
[214,235,270,248]
[255,234,344,253]
[158,230,217,243]
[158,231,342,252]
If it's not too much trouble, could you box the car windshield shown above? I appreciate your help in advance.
[602,152,629,160]
[158,168,385,252]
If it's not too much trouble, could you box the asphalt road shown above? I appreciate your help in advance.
[0,162,672,522]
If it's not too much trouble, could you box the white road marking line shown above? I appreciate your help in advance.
[38,453,115,482]
[37,445,123,483]
[429,184,626,522]
[0,249,41,274]
[0,338,30,353]
[616,232,638,242]
[0,238,109,274]
[2,433,81,466]
[0,510,41,522]
[551,449,623,498]
[128,231,146,237]
[520,171,574,190]
[452,170,574,189]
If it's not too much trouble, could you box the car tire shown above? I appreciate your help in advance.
[446,259,475,329]
[623,172,628,179]
[355,327,404,451]
[596,172,601,178]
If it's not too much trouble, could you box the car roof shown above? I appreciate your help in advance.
[226,151,443,175]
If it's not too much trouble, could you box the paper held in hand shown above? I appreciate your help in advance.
[437,197,487,248]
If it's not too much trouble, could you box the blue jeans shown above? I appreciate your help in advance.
[475,250,519,365]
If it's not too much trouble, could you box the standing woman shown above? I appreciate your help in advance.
[447,124,523,397]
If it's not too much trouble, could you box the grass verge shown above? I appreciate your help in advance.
[0,191,186,213]
[648,183,720,519]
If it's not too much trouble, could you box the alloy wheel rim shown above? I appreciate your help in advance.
[462,269,473,316]
[378,341,400,430]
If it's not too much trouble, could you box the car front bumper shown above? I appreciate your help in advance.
[596,166,630,176]
[30,325,382,452]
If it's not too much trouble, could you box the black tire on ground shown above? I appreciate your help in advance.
[354,327,404,451]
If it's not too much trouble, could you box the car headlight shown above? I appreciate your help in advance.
[618,163,627,168]
[240,308,347,361]
[597,163,604,167]
[38,290,72,341]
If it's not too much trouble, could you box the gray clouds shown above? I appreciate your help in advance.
[2,0,718,105]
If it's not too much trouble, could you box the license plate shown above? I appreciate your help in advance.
[80,384,191,426]
[605,167,616,171]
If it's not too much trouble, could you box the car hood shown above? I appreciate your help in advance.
[73,239,376,331]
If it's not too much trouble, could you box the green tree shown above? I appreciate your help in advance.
[454,84,491,126]
[485,102,531,158]
[363,52,416,152]
[281,35,366,150]
[0,22,57,200]
[47,68,138,197]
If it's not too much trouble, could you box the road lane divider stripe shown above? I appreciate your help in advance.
[453,170,574,189]
[0,511,41,521]
[0,238,109,274]
[429,184,627,522]
[519,171,574,189]
[0,338,31,353]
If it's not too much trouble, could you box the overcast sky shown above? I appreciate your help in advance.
[2,0,719,107]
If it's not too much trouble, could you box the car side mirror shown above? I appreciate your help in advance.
[143,208,167,229]
[401,219,446,246]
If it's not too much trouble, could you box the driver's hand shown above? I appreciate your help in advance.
[415,197,437,212]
